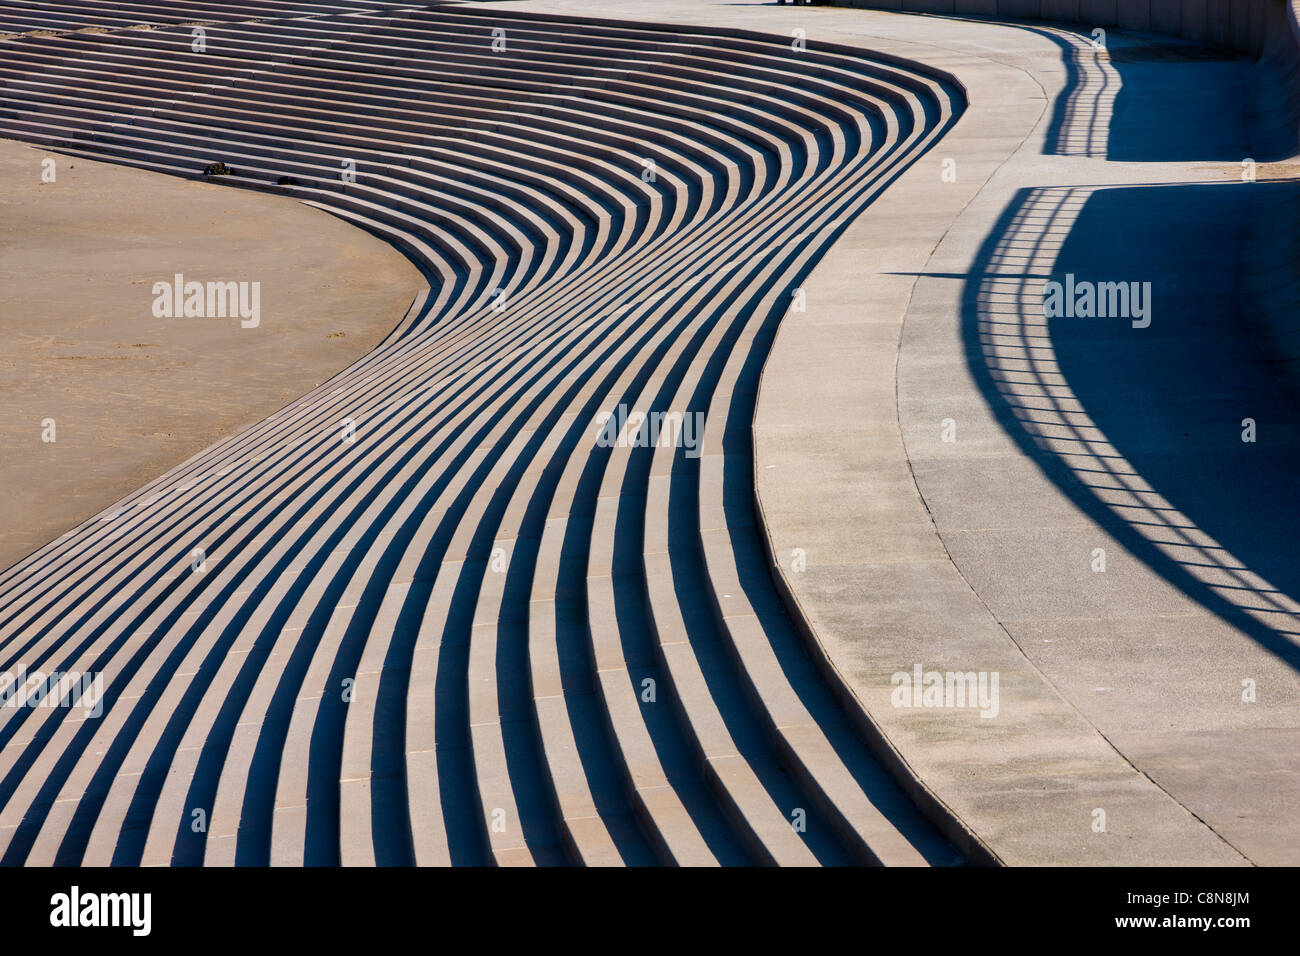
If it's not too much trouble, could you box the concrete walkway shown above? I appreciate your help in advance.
[756,10,1298,863]
[2,0,1294,867]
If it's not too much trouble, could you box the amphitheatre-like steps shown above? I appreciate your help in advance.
[0,0,965,865]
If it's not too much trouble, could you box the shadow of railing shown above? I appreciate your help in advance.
[1031,26,1251,160]
[834,0,1298,156]
[962,182,1300,671]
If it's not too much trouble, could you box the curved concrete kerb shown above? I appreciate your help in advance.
[754,10,1264,865]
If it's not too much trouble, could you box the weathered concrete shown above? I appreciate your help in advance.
[2,0,1294,867]
[756,10,1298,864]
[0,1,964,868]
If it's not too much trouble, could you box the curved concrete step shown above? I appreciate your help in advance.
[753,6,1289,866]
[0,1,966,867]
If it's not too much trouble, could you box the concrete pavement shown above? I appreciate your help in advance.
[755,10,1299,863]
[2,0,1295,866]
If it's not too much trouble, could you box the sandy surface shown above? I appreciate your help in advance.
[0,140,424,572]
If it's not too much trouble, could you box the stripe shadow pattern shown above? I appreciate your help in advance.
[0,0,965,866]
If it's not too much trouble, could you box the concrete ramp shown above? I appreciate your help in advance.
[759,5,1300,864]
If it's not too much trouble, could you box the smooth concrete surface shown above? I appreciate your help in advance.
[1,0,1295,868]
[836,0,1290,57]
[835,0,1300,158]
[896,29,1300,865]
[0,0,965,867]
[0,141,424,573]
[756,10,1299,863]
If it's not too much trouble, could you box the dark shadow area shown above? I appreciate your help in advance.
[872,10,1254,161]
[962,181,1300,673]
[976,18,1253,161]
[1053,31,1250,162]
